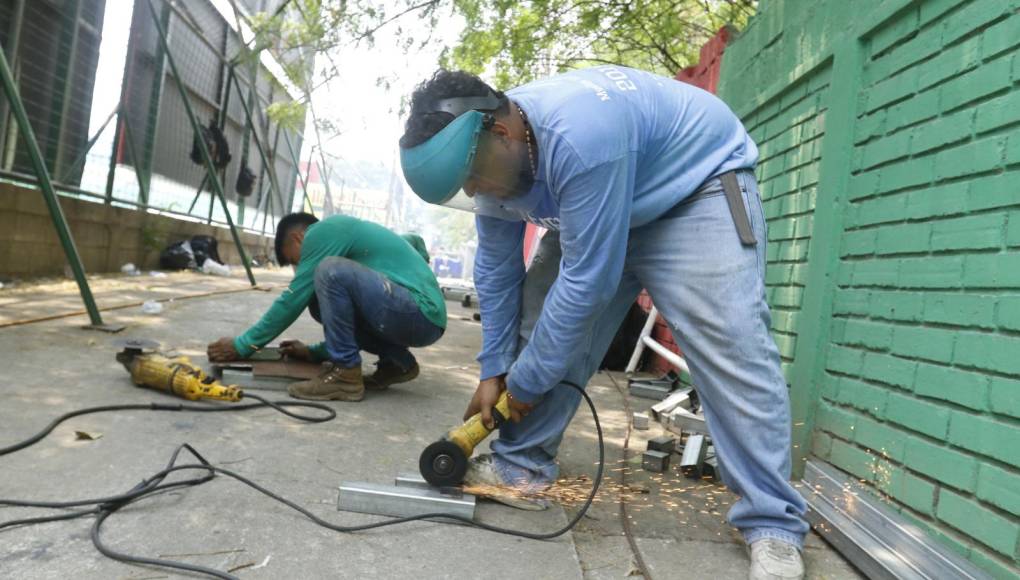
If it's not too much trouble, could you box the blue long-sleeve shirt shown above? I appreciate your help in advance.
[473,66,758,403]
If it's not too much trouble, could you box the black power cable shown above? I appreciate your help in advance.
[0,392,336,456]
[0,382,604,579]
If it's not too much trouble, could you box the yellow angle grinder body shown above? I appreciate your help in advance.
[419,391,511,487]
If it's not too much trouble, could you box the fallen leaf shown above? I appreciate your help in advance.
[75,431,102,441]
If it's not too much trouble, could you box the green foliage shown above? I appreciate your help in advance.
[266,101,308,130]
[443,0,757,86]
[245,0,756,93]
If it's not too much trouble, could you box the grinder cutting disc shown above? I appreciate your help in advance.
[111,338,160,352]
[419,439,468,487]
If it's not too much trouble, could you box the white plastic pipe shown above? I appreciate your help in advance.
[625,305,659,374]
[641,334,691,375]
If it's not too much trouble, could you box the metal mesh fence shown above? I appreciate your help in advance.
[0,0,308,237]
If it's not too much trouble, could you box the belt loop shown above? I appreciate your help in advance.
[721,171,757,246]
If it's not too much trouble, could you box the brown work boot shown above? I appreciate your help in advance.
[288,362,364,401]
[364,360,420,391]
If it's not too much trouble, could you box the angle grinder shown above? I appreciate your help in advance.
[418,391,511,487]
[114,338,243,402]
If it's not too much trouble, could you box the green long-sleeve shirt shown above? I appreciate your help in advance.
[234,216,446,358]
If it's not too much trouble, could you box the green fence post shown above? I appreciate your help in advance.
[120,116,149,206]
[0,45,119,331]
[230,73,282,213]
[140,0,172,197]
[282,129,314,216]
[103,108,121,203]
[146,0,256,286]
[260,123,283,236]
[50,0,84,179]
[58,106,117,183]
[787,37,865,477]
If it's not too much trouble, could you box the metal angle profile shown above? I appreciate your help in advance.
[650,388,693,420]
[629,382,674,400]
[664,406,708,435]
[337,481,476,521]
[679,434,707,479]
[800,460,992,580]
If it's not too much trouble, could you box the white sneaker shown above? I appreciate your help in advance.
[748,539,805,580]
[462,454,549,511]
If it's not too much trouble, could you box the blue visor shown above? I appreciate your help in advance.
[399,111,484,205]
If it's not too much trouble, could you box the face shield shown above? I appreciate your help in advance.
[400,94,538,219]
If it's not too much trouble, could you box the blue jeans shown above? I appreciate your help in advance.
[311,257,444,371]
[491,171,809,547]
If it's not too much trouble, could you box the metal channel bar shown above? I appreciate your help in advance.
[394,472,432,490]
[338,481,476,521]
[800,460,991,580]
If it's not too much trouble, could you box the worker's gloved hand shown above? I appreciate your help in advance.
[464,375,533,428]
[279,340,311,361]
[207,337,240,362]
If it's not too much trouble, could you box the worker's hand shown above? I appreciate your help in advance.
[207,337,240,362]
[463,375,534,428]
[506,391,534,424]
[464,375,506,429]
[279,340,311,361]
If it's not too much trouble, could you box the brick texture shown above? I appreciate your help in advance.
[720,0,1020,573]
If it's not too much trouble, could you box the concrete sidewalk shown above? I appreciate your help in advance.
[0,272,864,579]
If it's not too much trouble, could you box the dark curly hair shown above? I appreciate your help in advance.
[274,212,318,266]
[399,69,509,149]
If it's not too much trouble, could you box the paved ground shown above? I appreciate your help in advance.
[0,270,865,579]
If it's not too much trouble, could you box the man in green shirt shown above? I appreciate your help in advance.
[207,213,447,402]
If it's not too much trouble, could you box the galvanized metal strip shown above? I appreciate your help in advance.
[801,460,992,580]
[338,481,476,521]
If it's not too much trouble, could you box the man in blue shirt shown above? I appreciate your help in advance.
[399,67,808,580]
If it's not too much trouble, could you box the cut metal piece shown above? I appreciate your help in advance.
[665,406,708,434]
[642,450,670,473]
[680,434,707,479]
[629,382,674,400]
[219,368,290,391]
[647,435,677,454]
[247,347,283,361]
[632,412,650,430]
[338,481,476,521]
[649,388,693,420]
[705,456,727,483]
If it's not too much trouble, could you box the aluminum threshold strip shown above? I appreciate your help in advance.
[800,459,991,580]
[338,480,476,521]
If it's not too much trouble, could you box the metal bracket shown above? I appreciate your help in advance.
[84,323,126,333]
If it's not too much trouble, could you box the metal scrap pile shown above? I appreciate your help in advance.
[628,374,725,483]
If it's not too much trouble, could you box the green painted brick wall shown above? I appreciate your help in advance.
[742,63,831,379]
[719,0,1020,576]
